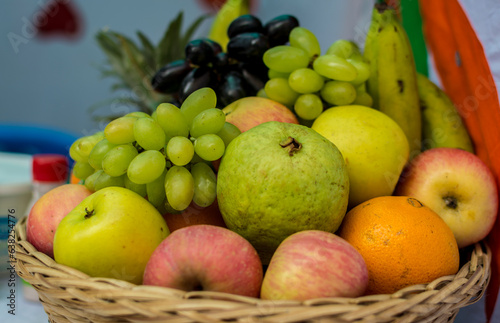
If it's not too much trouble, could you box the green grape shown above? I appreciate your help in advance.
[268,69,290,79]
[190,108,226,138]
[313,54,358,81]
[102,144,138,177]
[216,122,241,147]
[166,136,194,166]
[69,132,104,163]
[151,110,158,121]
[289,27,321,58]
[288,68,324,93]
[134,117,166,151]
[104,116,137,144]
[127,150,166,184]
[347,55,371,85]
[180,87,217,127]
[194,134,225,161]
[94,172,125,191]
[191,162,217,207]
[256,88,268,98]
[124,175,147,197]
[165,166,194,211]
[321,81,357,106]
[72,161,95,180]
[146,169,167,209]
[294,94,324,120]
[88,139,117,170]
[190,152,211,165]
[264,78,300,106]
[263,45,309,73]
[84,170,102,191]
[156,103,189,138]
[326,39,358,58]
[353,90,373,107]
[126,111,151,118]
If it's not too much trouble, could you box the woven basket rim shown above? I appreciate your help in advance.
[14,216,492,323]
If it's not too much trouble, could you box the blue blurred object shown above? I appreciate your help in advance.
[0,123,79,164]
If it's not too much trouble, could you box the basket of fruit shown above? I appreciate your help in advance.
[14,1,498,322]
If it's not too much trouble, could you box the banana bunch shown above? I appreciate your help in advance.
[208,0,250,51]
[364,4,422,156]
[417,73,474,153]
[364,4,474,155]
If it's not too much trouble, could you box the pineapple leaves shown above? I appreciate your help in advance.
[181,15,209,54]
[137,31,156,73]
[156,11,209,67]
[92,10,205,118]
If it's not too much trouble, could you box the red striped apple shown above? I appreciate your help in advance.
[222,96,299,132]
[26,184,92,258]
[260,230,368,300]
[143,225,263,297]
[395,147,498,248]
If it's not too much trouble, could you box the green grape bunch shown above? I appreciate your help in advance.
[261,27,373,122]
[69,87,241,213]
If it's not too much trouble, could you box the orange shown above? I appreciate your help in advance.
[337,196,460,295]
[70,171,83,184]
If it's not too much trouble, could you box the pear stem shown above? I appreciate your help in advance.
[280,137,302,156]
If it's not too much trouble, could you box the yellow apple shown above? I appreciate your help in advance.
[312,105,410,208]
[53,187,169,284]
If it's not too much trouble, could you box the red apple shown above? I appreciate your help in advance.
[162,200,226,232]
[26,184,92,258]
[143,224,263,297]
[395,147,498,248]
[222,96,299,132]
[260,230,368,300]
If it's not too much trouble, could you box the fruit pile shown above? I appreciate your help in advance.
[25,2,498,304]
[151,14,299,107]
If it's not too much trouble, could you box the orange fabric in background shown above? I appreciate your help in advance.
[419,0,500,321]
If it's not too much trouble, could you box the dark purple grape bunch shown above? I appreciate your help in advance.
[151,14,300,107]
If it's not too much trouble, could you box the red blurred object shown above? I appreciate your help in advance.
[32,154,69,183]
[35,0,83,40]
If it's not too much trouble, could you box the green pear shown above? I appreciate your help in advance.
[217,121,349,264]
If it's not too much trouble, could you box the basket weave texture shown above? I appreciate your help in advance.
[14,217,491,323]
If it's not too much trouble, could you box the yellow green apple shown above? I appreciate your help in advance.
[312,105,409,208]
[53,187,169,284]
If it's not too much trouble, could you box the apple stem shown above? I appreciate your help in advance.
[84,207,95,219]
[280,137,302,156]
[443,196,458,209]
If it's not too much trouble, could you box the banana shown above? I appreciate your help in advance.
[208,0,250,51]
[363,6,382,109]
[417,73,475,153]
[364,5,422,156]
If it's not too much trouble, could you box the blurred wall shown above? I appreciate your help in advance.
[0,0,371,137]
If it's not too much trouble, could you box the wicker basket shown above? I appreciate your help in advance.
[14,217,491,323]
